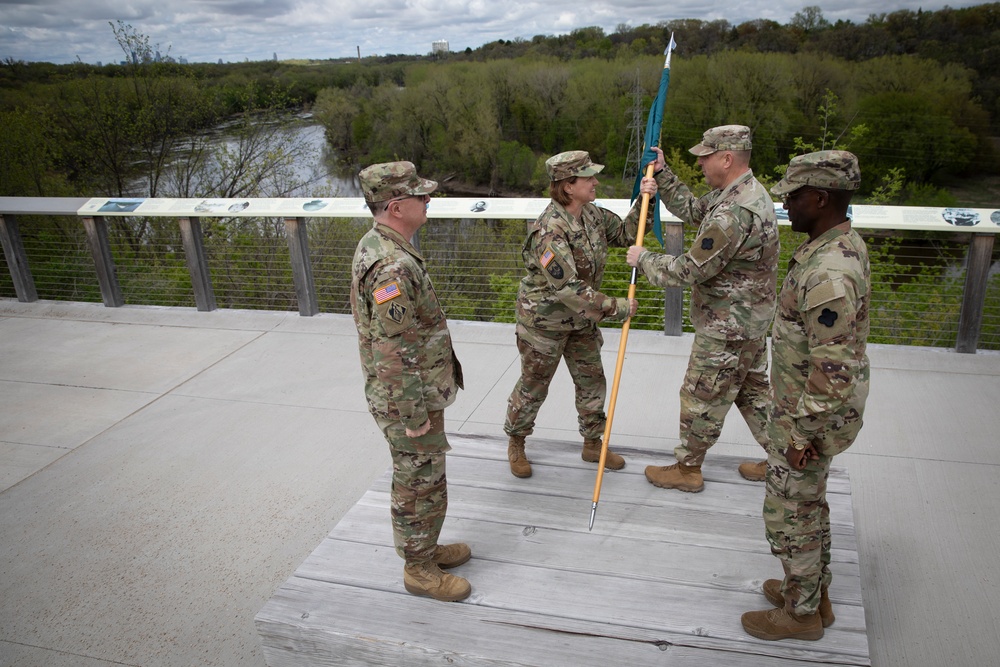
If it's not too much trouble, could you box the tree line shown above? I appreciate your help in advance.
[312,49,991,205]
[3,6,1000,204]
[0,14,996,350]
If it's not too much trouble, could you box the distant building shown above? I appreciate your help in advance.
[432,39,449,54]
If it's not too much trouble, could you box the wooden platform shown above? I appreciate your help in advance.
[255,434,870,666]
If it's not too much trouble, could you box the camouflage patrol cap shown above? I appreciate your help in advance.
[770,150,861,197]
[689,125,753,156]
[358,161,438,204]
[545,150,604,181]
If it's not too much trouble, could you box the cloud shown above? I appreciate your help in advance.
[0,0,986,64]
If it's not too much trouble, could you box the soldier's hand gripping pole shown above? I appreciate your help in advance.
[589,161,656,531]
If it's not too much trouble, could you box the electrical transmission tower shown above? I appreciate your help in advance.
[622,70,645,183]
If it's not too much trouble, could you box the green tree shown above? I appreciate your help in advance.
[0,106,69,196]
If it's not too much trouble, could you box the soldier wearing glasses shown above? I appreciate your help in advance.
[350,161,471,602]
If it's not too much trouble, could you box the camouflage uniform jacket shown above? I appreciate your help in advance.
[771,223,870,448]
[516,200,639,332]
[637,168,779,340]
[350,223,463,431]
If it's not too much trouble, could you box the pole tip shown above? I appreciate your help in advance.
[589,503,597,531]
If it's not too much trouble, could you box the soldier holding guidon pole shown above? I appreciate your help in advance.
[626,125,779,494]
[503,150,655,480]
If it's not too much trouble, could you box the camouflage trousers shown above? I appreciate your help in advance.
[504,323,607,440]
[674,333,770,466]
[377,410,450,564]
[763,417,863,615]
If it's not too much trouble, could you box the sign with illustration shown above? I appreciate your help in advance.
[79,197,372,217]
[773,203,1000,233]
[77,197,1000,233]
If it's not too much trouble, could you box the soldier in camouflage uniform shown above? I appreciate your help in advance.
[503,150,654,478]
[350,161,471,602]
[741,151,869,641]
[625,126,779,492]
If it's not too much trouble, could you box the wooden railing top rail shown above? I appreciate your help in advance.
[2,196,1000,235]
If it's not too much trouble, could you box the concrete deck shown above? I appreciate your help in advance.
[1,299,999,666]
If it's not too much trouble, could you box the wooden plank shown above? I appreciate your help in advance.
[342,484,860,577]
[178,216,217,312]
[284,217,318,316]
[956,233,995,353]
[663,220,685,336]
[0,213,38,302]
[257,435,870,666]
[257,579,857,667]
[81,215,124,307]
[386,440,859,555]
[280,541,868,665]
[324,498,863,607]
[445,433,855,497]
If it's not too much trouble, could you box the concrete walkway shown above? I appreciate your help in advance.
[1,299,999,667]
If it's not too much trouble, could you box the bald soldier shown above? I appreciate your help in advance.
[350,161,471,602]
[742,151,870,641]
[626,125,779,493]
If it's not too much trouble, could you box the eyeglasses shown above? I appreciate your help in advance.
[382,193,430,211]
[781,187,820,204]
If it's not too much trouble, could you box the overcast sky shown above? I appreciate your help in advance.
[0,0,986,65]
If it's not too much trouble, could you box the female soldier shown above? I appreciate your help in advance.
[503,150,653,478]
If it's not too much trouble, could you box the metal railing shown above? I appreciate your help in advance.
[1,196,998,353]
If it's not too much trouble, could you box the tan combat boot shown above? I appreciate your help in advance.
[582,438,625,470]
[507,435,532,478]
[644,462,704,492]
[740,606,824,641]
[432,543,471,569]
[738,460,767,482]
[403,561,471,602]
[762,579,835,627]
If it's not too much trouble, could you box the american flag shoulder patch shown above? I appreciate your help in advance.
[540,247,555,267]
[373,281,401,304]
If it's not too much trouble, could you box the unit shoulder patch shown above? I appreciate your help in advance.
[689,227,728,267]
[540,244,568,284]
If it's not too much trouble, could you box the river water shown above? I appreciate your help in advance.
[175,113,363,199]
[286,120,364,198]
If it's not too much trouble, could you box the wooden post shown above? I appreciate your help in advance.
[662,220,684,336]
[81,215,124,307]
[0,213,38,302]
[284,217,318,316]
[955,233,995,354]
[178,216,216,312]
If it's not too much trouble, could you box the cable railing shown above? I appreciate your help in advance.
[1,195,998,352]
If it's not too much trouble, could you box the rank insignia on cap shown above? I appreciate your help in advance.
[373,281,401,304]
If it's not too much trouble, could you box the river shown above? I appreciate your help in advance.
[285,119,364,198]
[170,112,364,199]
